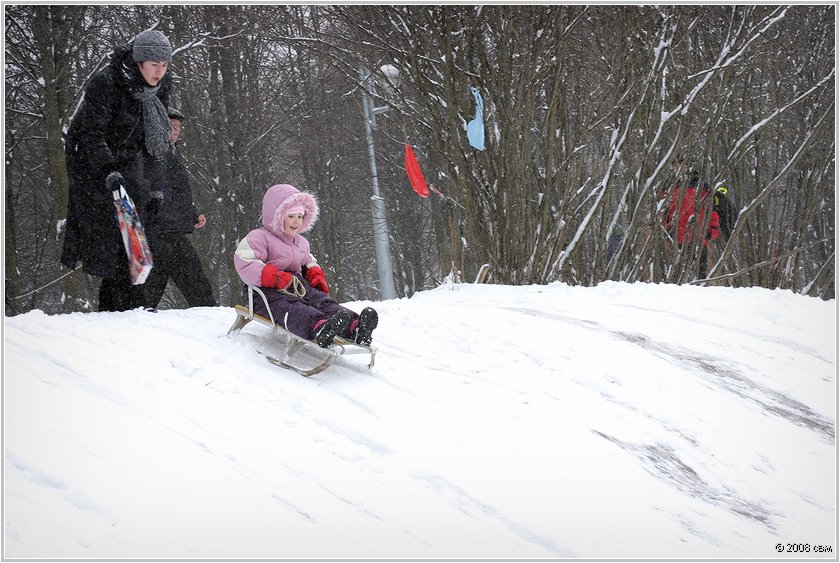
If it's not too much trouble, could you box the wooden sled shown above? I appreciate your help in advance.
[227,285,377,377]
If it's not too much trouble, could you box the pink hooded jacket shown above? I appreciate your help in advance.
[234,184,320,287]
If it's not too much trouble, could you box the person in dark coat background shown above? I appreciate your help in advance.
[61,29,174,311]
[141,107,217,309]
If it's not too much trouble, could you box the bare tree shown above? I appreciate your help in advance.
[4,4,833,315]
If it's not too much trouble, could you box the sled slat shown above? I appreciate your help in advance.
[227,288,376,376]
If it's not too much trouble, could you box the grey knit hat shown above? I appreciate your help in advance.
[132,30,173,62]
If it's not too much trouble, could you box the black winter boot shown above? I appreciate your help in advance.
[313,310,352,348]
[353,307,378,346]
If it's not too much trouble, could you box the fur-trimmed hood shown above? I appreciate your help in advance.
[261,184,319,236]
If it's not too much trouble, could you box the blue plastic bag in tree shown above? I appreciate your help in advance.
[467,87,485,151]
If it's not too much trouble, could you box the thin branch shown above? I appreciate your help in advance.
[10,265,82,300]
[708,102,834,278]
[695,237,832,285]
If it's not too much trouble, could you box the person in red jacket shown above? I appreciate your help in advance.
[662,171,720,279]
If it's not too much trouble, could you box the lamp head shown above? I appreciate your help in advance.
[378,64,401,95]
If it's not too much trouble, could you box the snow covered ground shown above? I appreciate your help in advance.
[3,281,836,559]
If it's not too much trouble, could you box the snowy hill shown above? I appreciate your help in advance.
[3,281,836,559]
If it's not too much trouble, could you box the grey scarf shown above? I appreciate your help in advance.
[132,85,172,157]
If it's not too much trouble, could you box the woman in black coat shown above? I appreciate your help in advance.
[61,30,174,311]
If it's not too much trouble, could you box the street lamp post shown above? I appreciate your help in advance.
[359,65,398,301]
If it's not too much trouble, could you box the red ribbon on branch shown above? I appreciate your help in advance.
[404,143,430,198]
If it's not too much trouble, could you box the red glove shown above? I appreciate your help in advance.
[261,264,293,290]
[305,265,329,294]
[705,212,720,246]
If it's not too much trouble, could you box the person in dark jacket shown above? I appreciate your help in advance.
[142,108,217,308]
[713,184,739,242]
[61,29,174,311]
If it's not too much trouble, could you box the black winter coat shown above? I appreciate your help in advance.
[151,147,199,234]
[61,45,171,278]
[714,191,739,241]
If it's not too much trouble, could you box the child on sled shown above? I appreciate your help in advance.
[233,183,378,348]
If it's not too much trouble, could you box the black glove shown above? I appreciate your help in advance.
[105,171,125,192]
[145,190,164,216]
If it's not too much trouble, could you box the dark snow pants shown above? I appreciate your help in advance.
[144,231,217,309]
[99,274,145,312]
[98,250,145,312]
[698,246,709,280]
[246,278,358,341]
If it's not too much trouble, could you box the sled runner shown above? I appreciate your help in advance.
[226,285,377,377]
